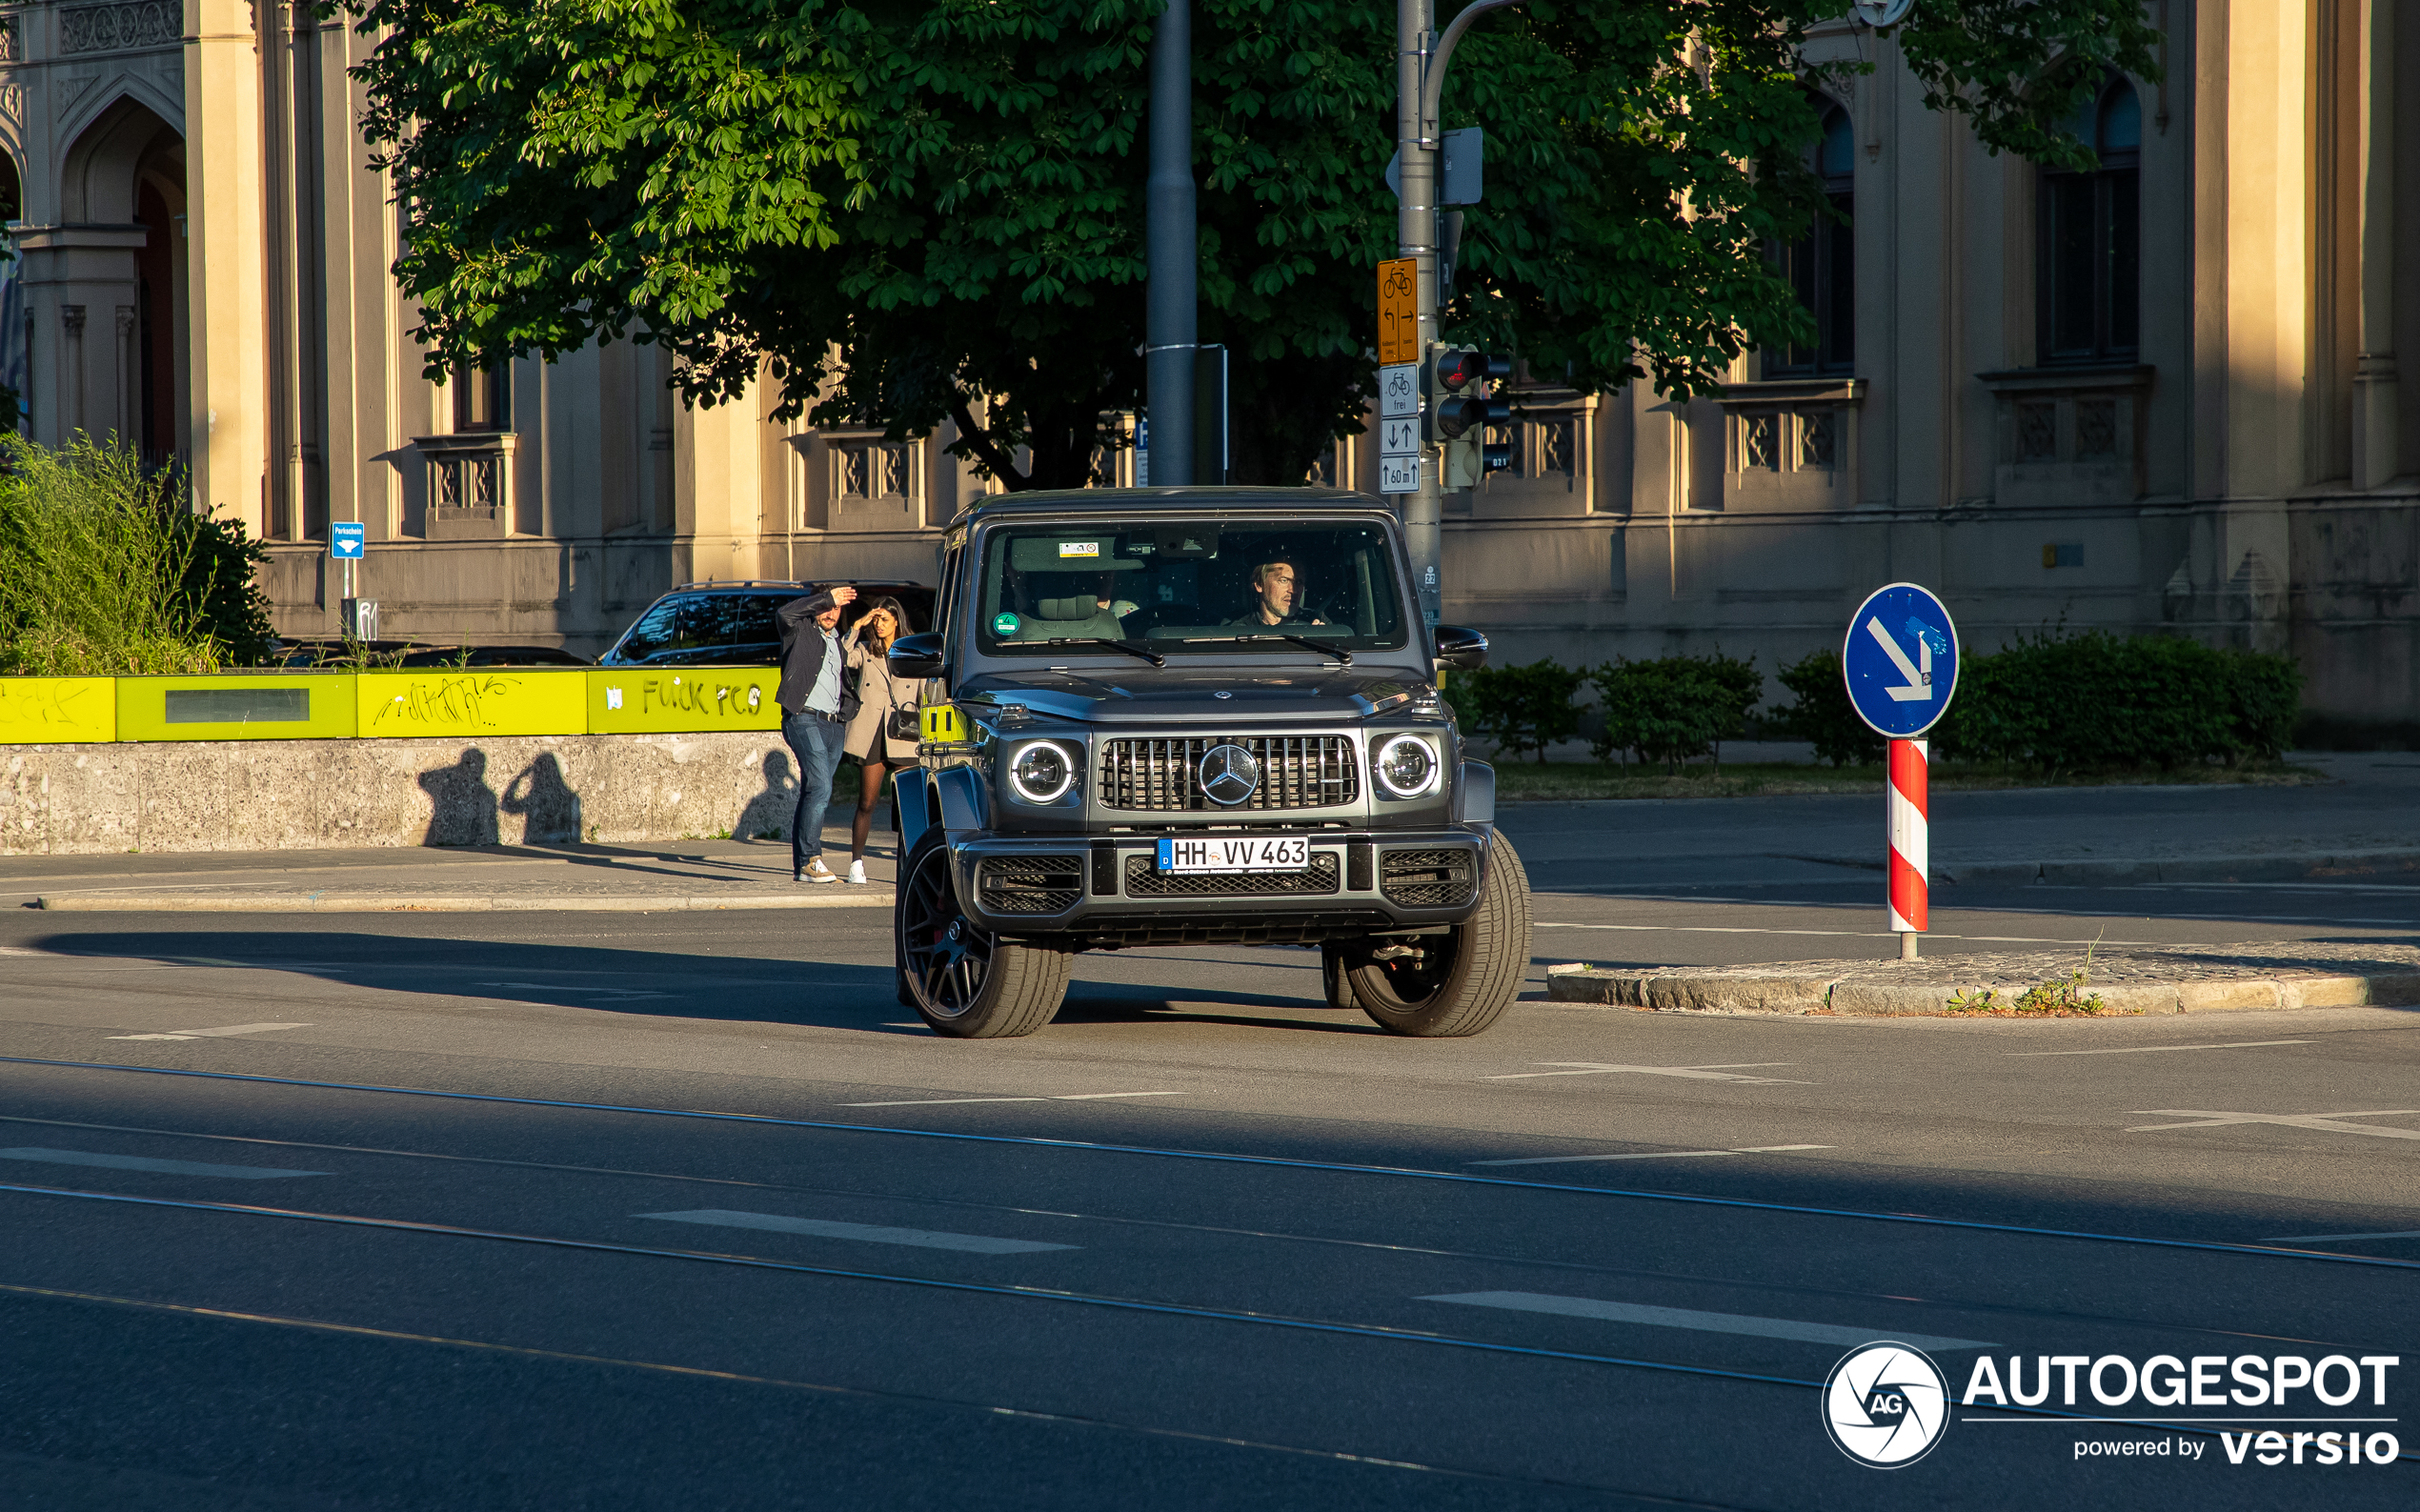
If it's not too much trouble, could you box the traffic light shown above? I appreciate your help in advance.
[1426,344,1514,488]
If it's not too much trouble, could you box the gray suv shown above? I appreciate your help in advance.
[885,487,1530,1038]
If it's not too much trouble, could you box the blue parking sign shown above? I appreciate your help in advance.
[1842,583,1958,738]
[331,522,366,559]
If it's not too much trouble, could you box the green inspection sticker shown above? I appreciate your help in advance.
[992,612,1020,636]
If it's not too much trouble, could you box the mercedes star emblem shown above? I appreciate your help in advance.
[1198,743,1261,806]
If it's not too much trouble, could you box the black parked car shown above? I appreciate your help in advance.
[595,580,934,668]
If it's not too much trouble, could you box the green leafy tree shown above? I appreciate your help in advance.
[346,0,2160,489]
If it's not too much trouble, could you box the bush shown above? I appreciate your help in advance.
[1935,630,2302,770]
[1589,653,1762,770]
[1444,658,1583,763]
[0,436,274,675]
[1770,649,1886,767]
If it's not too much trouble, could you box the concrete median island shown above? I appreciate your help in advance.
[1544,940,2420,1018]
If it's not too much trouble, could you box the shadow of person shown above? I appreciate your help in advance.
[501,752,584,844]
[734,749,798,843]
[416,749,500,847]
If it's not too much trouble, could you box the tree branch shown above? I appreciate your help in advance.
[947,394,1029,492]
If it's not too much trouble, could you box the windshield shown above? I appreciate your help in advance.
[974,521,1407,656]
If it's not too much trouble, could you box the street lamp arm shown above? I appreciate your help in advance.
[1419,0,1525,145]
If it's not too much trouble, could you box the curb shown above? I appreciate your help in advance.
[1780,849,2420,888]
[33,890,896,914]
[1543,964,2420,1018]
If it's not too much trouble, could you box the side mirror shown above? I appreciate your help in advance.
[888,633,946,679]
[1433,625,1488,672]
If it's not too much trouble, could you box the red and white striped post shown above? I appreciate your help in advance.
[1888,738,1927,958]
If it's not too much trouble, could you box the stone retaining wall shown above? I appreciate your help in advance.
[1,733,809,855]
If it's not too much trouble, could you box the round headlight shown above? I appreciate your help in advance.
[1375,735,1438,798]
[1008,741,1076,803]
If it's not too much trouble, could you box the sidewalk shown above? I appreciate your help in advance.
[6,816,897,913]
[1546,939,2420,1018]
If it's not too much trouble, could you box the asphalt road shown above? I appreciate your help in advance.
[3,800,2416,1507]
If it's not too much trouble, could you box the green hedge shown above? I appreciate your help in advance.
[1770,633,2303,770]
[1447,633,2305,774]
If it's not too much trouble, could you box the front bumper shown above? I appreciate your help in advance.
[950,829,1490,946]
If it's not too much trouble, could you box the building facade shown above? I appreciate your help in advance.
[1,4,2413,725]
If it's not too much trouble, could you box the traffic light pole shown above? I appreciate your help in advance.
[1146,0,1196,488]
[1397,0,1523,627]
[1396,0,1441,623]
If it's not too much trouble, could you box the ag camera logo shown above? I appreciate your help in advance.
[1825,1342,1950,1467]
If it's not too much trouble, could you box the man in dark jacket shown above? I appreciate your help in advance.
[776,585,858,882]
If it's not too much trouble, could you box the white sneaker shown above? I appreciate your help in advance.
[798,859,838,884]
[845,859,869,885]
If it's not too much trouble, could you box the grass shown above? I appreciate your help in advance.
[1486,757,2326,803]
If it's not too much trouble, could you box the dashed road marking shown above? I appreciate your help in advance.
[0,1146,323,1179]
[1420,1291,1993,1351]
[2014,1040,2313,1057]
[107,1022,312,1042]
[837,1092,1181,1107]
[1469,1144,1832,1167]
[1488,1062,1812,1086]
[2128,1109,2420,1139]
[637,1209,1074,1255]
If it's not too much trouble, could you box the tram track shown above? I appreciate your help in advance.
[8,1053,2418,1273]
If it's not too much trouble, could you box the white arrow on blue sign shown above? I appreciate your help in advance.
[1841,582,1958,738]
[330,522,365,560]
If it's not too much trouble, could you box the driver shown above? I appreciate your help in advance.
[1228,558,1326,627]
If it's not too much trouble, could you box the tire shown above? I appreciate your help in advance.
[1349,834,1532,1038]
[1321,945,1361,1012]
[895,830,1071,1038]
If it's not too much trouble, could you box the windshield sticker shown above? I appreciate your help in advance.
[992,612,1021,636]
[1058,541,1100,558]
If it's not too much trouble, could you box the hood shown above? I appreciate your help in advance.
[956,665,1437,725]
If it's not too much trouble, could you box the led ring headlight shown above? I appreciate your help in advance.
[1374,734,1439,798]
[1008,741,1077,803]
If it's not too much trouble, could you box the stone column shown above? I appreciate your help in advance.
[2352,0,2398,490]
[185,0,270,530]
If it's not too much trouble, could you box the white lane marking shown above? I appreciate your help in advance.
[1534,922,2167,946]
[637,1209,1074,1255]
[1488,1062,1812,1085]
[837,1092,1180,1107]
[2127,1109,2420,1139]
[2262,1229,2420,1243]
[0,946,53,957]
[1469,1144,1832,1167]
[2013,1040,2313,1058]
[106,1022,312,1042]
[1421,1292,1994,1351]
[0,1146,323,1179]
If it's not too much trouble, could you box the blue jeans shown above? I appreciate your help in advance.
[783,711,847,876]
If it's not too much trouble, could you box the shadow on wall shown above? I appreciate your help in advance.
[502,752,583,844]
[734,750,797,842]
[417,749,587,846]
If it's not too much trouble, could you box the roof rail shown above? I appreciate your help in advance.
[669,579,812,592]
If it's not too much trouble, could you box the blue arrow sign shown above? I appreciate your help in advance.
[330,522,366,560]
[1842,582,1958,738]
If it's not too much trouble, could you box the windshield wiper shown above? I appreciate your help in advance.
[1180,634,1352,665]
[1042,636,1166,668]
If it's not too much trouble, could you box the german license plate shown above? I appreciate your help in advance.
[1157,836,1310,875]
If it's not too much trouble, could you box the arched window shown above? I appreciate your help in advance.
[2038,78,2140,363]
[1770,105,1855,376]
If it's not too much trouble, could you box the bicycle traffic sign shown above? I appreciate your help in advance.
[1841,583,1958,738]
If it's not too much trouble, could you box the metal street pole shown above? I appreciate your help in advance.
[1146,0,1196,487]
[1397,0,1439,621]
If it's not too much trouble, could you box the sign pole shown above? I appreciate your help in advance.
[1888,737,1927,958]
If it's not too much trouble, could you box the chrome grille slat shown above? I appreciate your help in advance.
[1097,735,1359,813]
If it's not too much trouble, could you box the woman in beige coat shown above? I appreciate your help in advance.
[840,598,918,884]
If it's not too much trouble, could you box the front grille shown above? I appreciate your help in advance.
[1125,854,1341,897]
[1098,736,1358,812]
[978,854,1082,915]
[1380,848,1475,908]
